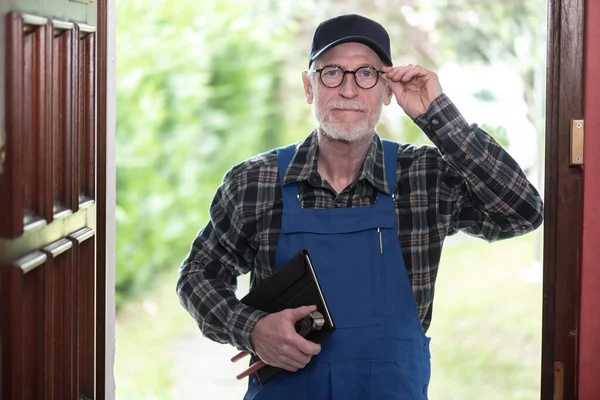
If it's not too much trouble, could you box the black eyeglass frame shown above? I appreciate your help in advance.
[313,65,385,89]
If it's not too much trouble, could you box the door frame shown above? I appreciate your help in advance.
[95,0,585,399]
[97,0,116,397]
[542,0,584,399]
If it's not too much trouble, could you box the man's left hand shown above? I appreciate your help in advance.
[380,64,443,119]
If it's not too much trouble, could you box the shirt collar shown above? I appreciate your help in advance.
[282,130,390,194]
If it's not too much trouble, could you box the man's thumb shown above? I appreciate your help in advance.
[290,305,317,321]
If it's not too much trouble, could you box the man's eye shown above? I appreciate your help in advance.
[325,70,339,76]
[360,70,373,77]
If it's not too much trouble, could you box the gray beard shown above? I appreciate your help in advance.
[317,120,376,143]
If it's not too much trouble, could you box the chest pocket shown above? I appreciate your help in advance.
[281,225,403,329]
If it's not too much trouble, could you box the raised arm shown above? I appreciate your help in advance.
[381,64,543,240]
[415,94,543,240]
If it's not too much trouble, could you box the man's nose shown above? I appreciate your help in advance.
[338,72,359,98]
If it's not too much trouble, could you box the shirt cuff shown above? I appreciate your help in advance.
[230,305,269,353]
[413,93,471,143]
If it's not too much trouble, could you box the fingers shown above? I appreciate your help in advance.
[249,305,322,373]
[382,64,427,84]
[285,305,321,354]
[295,336,321,356]
[277,307,322,367]
[282,346,313,368]
[262,339,314,371]
[280,315,322,356]
[385,65,415,82]
[279,359,303,372]
[270,348,314,372]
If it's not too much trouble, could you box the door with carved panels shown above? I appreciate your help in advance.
[0,2,105,399]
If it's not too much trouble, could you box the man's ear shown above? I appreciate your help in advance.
[383,85,393,106]
[302,71,314,104]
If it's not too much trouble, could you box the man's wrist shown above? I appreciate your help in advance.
[412,93,446,122]
[248,315,263,354]
[236,308,268,353]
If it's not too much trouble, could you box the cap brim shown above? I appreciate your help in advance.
[310,36,393,66]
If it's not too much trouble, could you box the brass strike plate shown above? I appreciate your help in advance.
[553,361,564,400]
[570,119,584,166]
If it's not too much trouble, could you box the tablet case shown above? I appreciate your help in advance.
[240,249,336,384]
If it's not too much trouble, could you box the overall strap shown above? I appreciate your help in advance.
[381,139,399,195]
[276,144,296,187]
[276,144,301,209]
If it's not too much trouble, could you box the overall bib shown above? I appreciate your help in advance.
[244,140,431,400]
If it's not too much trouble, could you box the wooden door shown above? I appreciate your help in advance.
[0,1,105,398]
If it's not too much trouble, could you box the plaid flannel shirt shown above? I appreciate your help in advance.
[176,94,544,352]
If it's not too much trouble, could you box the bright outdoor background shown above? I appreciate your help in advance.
[114,1,547,399]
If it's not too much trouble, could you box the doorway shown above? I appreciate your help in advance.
[0,0,587,399]
[111,2,551,399]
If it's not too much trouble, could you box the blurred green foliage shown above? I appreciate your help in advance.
[115,0,544,306]
[115,0,292,306]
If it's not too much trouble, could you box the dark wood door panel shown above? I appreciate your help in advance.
[78,29,96,204]
[1,6,103,400]
[52,23,78,217]
[1,237,96,400]
[1,12,27,238]
[0,14,94,239]
[43,238,76,400]
[22,21,52,227]
[69,227,96,399]
[20,254,49,400]
[0,251,48,400]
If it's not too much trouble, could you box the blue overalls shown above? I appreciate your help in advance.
[244,140,431,400]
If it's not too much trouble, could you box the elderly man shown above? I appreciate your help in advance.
[177,14,543,400]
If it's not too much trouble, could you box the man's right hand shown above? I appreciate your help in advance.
[250,305,322,372]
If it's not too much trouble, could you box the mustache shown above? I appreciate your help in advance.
[327,101,367,111]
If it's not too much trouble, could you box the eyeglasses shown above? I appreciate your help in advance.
[314,65,384,89]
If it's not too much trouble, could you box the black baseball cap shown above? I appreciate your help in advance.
[309,14,393,68]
